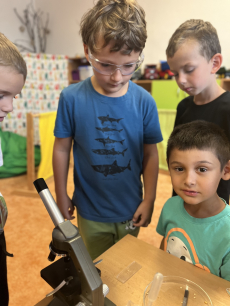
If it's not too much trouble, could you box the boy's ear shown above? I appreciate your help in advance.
[222,160,230,181]
[211,53,222,74]
[83,44,89,61]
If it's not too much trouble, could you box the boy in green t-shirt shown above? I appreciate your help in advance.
[157,120,230,280]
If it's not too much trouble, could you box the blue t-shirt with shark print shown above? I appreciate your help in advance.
[54,77,163,222]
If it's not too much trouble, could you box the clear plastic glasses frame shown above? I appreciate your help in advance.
[88,49,144,76]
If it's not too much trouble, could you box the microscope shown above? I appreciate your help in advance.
[34,178,116,306]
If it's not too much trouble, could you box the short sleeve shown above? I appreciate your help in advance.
[156,203,167,237]
[54,91,74,138]
[174,99,189,127]
[143,96,163,144]
[220,249,230,281]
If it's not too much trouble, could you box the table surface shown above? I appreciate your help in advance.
[35,235,230,306]
[96,235,230,306]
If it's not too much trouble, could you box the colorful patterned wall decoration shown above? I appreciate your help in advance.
[1,53,68,144]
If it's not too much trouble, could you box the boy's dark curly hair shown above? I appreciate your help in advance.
[167,120,230,171]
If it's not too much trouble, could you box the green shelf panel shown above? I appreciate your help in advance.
[151,79,222,110]
[151,80,187,110]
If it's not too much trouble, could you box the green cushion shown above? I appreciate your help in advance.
[0,129,41,178]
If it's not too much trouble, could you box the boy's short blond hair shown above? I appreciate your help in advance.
[0,32,27,80]
[80,0,147,54]
[166,19,221,61]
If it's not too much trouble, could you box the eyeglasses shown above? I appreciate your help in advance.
[88,49,144,76]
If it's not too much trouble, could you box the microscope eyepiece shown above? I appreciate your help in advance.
[33,178,48,193]
[33,178,65,226]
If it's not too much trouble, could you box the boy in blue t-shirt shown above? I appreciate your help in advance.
[157,120,230,281]
[53,0,162,260]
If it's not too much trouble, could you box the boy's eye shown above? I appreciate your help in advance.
[124,64,134,69]
[0,95,4,100]
[175,167,183,172]
[100,63,110,68]
[198,167,207,173]
[186,69,194,74]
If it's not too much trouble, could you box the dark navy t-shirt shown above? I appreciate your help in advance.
[54,78,163,222]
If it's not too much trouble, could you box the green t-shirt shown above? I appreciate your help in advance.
[157,196,230,281]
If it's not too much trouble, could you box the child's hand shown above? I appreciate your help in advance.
[132,199,154,227]
[56,194,75,220]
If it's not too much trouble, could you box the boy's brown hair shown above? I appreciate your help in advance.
[166,19,221,61]
[0,32,27,80]
[80,0,147,54]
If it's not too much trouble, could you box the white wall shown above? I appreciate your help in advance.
[141,0,230,67]
[35,0,93,57]
[0,0,31,47]
[1,0,230,67]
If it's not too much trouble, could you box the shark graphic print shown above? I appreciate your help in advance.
[98,114,123,124]
[92,160,131,177]
[96,126,123,133]
[92,148,128,157]
[92,114,131,178]
[95,136,125,146]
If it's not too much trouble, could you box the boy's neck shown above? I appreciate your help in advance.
[193,83,225,105]
[184,195,226,218]
[91,75,129,97]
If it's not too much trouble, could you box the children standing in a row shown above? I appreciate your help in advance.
[53,0,162,260]
[1,2,230,304]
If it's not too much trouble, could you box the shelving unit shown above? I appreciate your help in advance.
[132,79,152,93]
[68,56,90,84]
[220,78,230,91]
[133,78,229,94]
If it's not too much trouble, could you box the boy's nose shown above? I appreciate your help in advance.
[184,171,196,187]
[178,73,186,86]
[2,99,13,113]
[111,68,123,81]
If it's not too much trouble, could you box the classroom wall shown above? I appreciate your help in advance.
[0,0,30,45]
[1,0,230,68]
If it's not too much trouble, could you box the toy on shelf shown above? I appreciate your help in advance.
[144,61,174,80]
[144,64,158,80]
[216,66,230,79]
